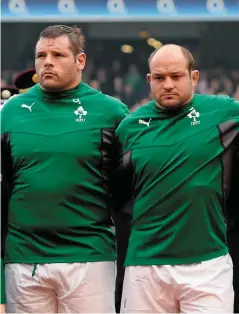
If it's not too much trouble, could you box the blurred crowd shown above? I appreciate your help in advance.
[85,63,239,111]
[2,59,239,112]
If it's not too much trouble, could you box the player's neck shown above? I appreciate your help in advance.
[156,93,194,110]
[40,81,81,93]
[39,82,83,101]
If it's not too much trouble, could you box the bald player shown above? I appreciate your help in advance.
[116,44,239,313]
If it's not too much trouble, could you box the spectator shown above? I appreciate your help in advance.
[122,84,137,108]
[124,64,143,93]
[113,76,124,100]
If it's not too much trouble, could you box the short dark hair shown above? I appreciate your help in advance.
[148,44,195,73]
[37,25,85,56]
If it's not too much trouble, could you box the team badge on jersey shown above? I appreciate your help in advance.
[188,107,200,126]
[74,105,87,122]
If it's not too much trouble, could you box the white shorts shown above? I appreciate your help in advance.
[121,254,234,313]
[5,261,116,313]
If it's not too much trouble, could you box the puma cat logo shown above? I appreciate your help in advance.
[138,118,152,127]
[21,102,35,112]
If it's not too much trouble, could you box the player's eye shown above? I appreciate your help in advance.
[55,52,63,57]
[36,53,44,58]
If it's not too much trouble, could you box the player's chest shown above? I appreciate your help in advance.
[127,110,226,168]
[9,110,114,162]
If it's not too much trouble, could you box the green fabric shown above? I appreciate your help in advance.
[116,94,239,266]
[1,259,6,304]
[1,82,129,264]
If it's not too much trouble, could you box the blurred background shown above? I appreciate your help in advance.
[1,0,239,111]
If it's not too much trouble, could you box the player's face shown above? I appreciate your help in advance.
[147,53,199,109]
[35,36,86,91]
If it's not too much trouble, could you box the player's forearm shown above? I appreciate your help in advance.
[0,259,6,307]
[0,304,6,314]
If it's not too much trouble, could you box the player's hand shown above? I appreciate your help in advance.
[0,304,5,313]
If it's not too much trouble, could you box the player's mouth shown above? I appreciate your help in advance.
[162,94,177,99]
[163,93,176,97]
[42,72,56,77]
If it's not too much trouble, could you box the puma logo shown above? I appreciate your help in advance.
[21,102,35,112]
[138,118,152,127]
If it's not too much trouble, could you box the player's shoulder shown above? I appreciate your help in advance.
[195,93,235,107]
[90,90,130,123]
[102,94,129,112]
[1,85,38,114]
[80,82,129,116]
[1,92,26,133]
[1,92,26,115]
[130,101,154,117]
[81,82,124,108]
[118,102,153,127]
[116,101,153,136]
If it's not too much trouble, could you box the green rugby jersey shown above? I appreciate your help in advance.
[116,94,239,266]
[1,82,129,264]
[0,259,6,303]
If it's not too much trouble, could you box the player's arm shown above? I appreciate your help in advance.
[112,132,133,213]
[1,139,7,307]
[1,132,13,243]
[227,147,239,229]
[228,97,239,128]
[0,259,6,309]
[112,120,133,313]
[1,135,9,308]
[110,99,132,213]
[1,105,14,307]
[0,304,5,313]
[226,98,239,224]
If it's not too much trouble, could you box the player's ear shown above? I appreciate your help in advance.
[146,73,151,84]
[191,70,199,88]
[76,53,86,72]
